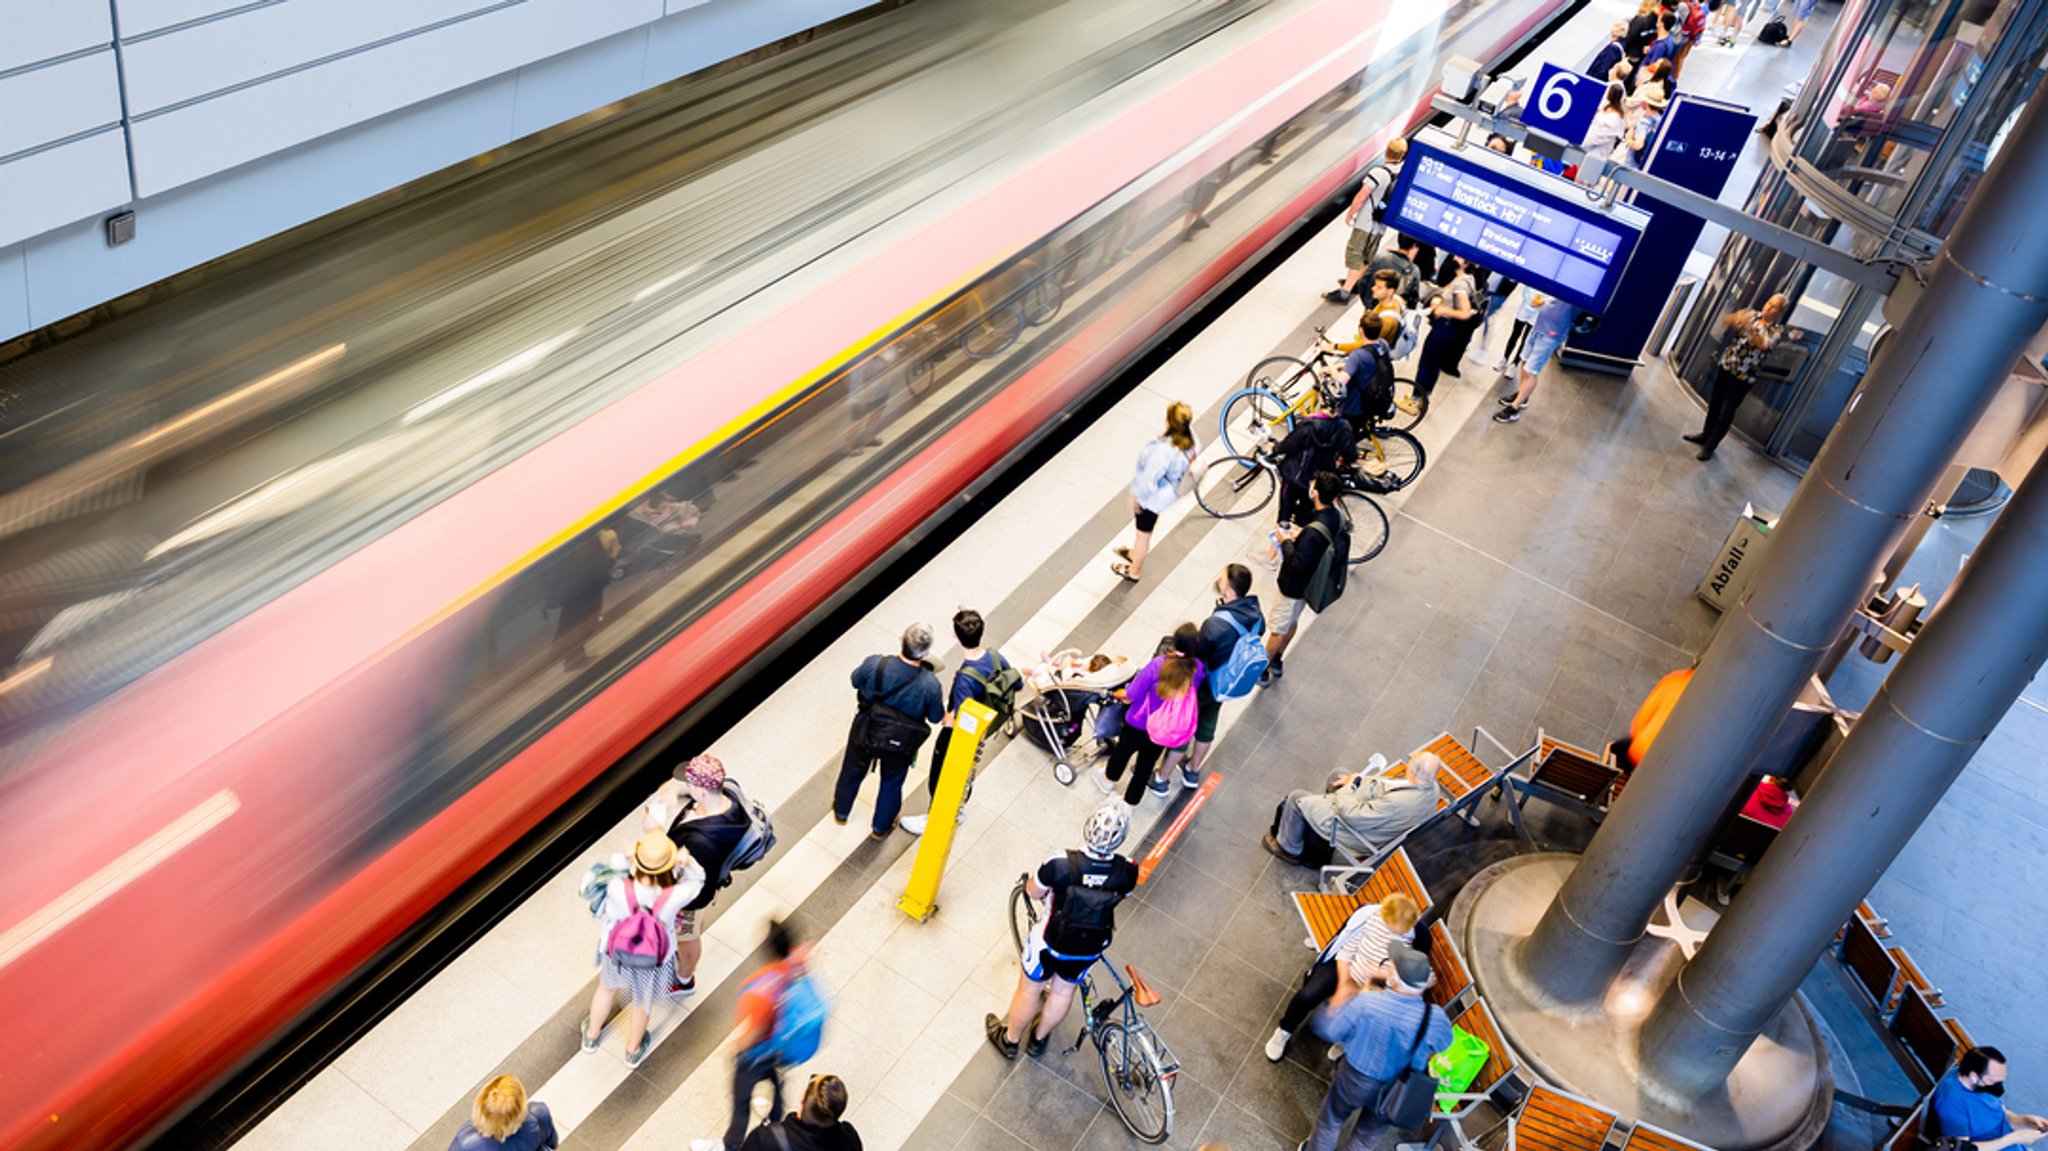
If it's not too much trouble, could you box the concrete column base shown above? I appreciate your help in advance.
[1450,854,1833,1151]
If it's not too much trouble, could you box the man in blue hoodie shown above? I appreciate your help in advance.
[1162,564,1263,790]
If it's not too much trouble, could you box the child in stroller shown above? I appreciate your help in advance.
[1018,649,1139,784]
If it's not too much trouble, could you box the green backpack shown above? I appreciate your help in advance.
[963,658,1025,730]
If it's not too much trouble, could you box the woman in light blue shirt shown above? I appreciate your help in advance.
[1112,401,1197,582]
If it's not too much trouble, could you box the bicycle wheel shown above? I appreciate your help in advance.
[1218,388,1294,458]
[1360,427,1425,490]
[962,305,1025,359]
[1388,375,1426,430]
[1009,874,1039,957]
[1195,456,1277,520]
[1097,1022,1173,1144]
[1336,492,1390,565]
[1243,355,1314,398]
[1021,277,1063,326]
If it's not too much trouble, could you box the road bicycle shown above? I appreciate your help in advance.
[1009,876,1178,1144]
[1192,447,1391,564]
[1216,373,1425,492]
[1243,327,1426,432]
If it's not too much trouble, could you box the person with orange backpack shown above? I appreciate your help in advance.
[696,920,830,1151]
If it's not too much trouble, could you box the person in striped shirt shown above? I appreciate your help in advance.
[1263,893,1420,1062]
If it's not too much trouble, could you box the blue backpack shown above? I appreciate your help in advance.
[1208,611,1269,700]
[763,973,829,1065]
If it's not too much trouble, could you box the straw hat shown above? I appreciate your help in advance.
[632,832,678,876]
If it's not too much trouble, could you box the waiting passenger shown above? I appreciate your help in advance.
[903,608,1018,836]
[1164,564,1264,787]
[584,832,701,1068]
[1363,235,1423,310]
[1302,941,1452,1151]
[739,1074,862,1151]
[1325,138,1409,304]
[449,1074,557,1151]
[1740,774,1798,829]
[1263,752,1444,866]
[1264,893,1420,1063]
[1685,293,1789,460]
[1095,623,1205,805]
[1261,472,1350,685]
[1268,392,1356,527]
[1113,401,1200,583]
[1400,255,1478,413]
[832,625,945,839]
[644,755,751,996]
[1929,1046,2048,1150]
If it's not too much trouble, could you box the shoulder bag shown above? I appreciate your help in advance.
[1375,1001,1440,1130]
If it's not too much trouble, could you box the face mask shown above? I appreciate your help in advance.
[1972,1080,2007,1097]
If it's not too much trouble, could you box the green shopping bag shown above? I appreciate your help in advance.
[1428,1025,1492,1112]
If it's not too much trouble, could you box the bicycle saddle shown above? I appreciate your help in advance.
[1126,964,1162,1008]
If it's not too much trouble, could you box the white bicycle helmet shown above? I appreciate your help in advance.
[1082,802,1131,857]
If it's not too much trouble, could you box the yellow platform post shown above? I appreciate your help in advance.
[899,698,993,922]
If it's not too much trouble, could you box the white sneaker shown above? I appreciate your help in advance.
[900,814,928,836]
[1328,1043,1344,1062]
[1094,767,1117,795]
[1265,1028,1292,1062]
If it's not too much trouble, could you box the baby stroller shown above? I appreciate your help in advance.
[1019,649,1138,785]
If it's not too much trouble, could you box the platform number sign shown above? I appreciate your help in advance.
[1520,62,1604,146]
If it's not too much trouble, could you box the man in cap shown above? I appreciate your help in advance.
[1301,939,1453,1151]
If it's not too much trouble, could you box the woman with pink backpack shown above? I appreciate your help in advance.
[1094,624,1205,805]
[582,831,704,1067]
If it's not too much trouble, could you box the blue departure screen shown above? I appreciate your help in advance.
[1384,139,1649,313]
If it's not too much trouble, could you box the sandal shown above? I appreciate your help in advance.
[1113,545,1133,562]
[1110,561,1139,582]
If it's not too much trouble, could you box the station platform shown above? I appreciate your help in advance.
[222,2,2048,1150]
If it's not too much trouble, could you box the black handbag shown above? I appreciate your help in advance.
[1375,1002,1439,1130]
[853,659,931,759]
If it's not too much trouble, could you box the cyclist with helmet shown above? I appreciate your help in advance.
[986,804,1140,1060]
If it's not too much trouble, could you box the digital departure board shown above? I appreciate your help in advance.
[1383,137,1651,313]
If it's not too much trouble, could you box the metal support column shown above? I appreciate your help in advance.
[1639,440,2048,1094]
[1514,87,2048,1004]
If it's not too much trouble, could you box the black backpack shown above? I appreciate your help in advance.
[1358,344,1396,422]
[1362,163,1396,225]
[1044,852,1132,958]
[1300,520,1349,612]
[1758,15,1789,44]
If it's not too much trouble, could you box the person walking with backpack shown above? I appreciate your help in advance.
[832,625,945,840]
[903,609,1020,836]
[1165,565,1264,788]
[1300,941,1453,1151]
[695,920,829,1151]
[1261,472,1348,685]
[1324,139,1408,304]
[738,1074,862,1151]
[1095,624,1205,805]
[645,755,758,995]
[584,832,701,1067]
[986,804,1138,1060]
[1113,402,1200,583]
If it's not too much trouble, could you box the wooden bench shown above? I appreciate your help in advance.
[1881,1100,1926,1151]
[1891,984,1957,1091]
[1508,732,1622,841]
[1426,921,1472,1011]
[1888,946,1943,1013]
[1451,998,1516,1098]
[1620,1118,1716,1151]
[1842,914,1902,1019]
[1859,900,1892,938]
[1293,848,1434,947]
[1511,1085,1618,1151]
[1944,1017,1974,1050]
[1426,732,1496,819]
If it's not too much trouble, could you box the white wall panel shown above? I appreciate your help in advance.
[117,0,273,39]
[508,27,650,139]
[0,0,114,71]
[0,51,125,157]
[0,129,130,249]
[0,244,27,337]
[119,0,500,113]
[127,0,662,194]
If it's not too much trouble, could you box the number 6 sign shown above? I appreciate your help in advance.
[1520,62,1603,147]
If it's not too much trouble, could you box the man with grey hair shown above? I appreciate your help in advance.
[1301,939,1453,1151]
[833,623,944,840]
[1264,751,1444,866]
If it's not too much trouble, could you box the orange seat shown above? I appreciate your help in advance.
[1126,965,1161,1008]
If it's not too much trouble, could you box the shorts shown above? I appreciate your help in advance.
[677,906,706,942]
[1194,682,1222,743]
[1522,329,1567,374]
[1269,595,1309,636]
[1022,928,1097,984]
[1343,228,1383,271]
[1134,506,1161,533]
[1793,0,1818,18]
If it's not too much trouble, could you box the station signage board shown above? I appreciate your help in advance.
[1384,137,1651,313]
[1518,62,1605,146]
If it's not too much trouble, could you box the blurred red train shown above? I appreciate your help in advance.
[0,0,1562,1146]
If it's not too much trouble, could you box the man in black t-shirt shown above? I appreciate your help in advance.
[832,624,944,840]
[903,609,1013,837]
[1262,472,1349,686]
[985,804,1137,1061]
[645,754,751,996]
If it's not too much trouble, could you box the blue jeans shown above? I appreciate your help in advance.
[833,717,913,835]
[1307,1057,1392,1151]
